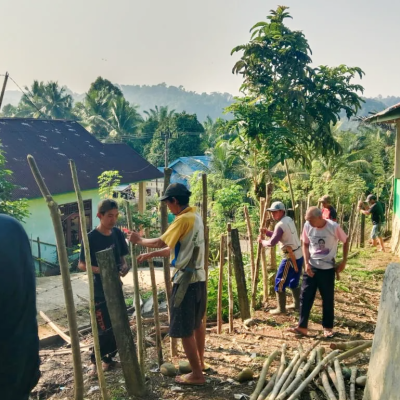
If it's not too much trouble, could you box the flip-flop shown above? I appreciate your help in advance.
[323,331,335,339]
[175,374,206,386]
[202,362,212,372]
[287,327,309,337]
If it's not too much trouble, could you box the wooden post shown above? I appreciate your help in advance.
[40,311,72,344]
[160,168,176,357]
[244,205,256,284]
[138,181,146,214]
[27,155,84,400]
[96,248,146,397]
[0,72,9,110]
[227,223,234,333]
[145,228,163,366]
[307,194,311,209]
[284,160,297,228]
[37,237,42,276]
[260,198,268,303]
[125,200,145,375]
[217,235,226,334]
[230,229,251,320]
[70,160,109,400]
[202,173,209,326]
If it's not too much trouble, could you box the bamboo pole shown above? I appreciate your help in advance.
[318,348,337,400]
[327,366,340,393]
[244,205,256,283]
[145,227,163,366]
[202,173,209,327]
[125,200,145,375]
[217,235,226,334]
[336,341,372,361]
[334,359,346,400]
[330,340,371,351]
[260,198,269,303]
[27,155,84,400]
[249,349,281,400]
[350,367,357,400]
[276,344,287,384]
[227,223,234,333]
[269,352,300,399]
[258,372,277,400]
[70,160,108,399]
[39,311,72,344]
[285,160,297,228]
[96,248,146,396]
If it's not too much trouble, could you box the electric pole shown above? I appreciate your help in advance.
[0,72,9,111]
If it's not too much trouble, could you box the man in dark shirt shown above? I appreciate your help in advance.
[319,195,337,221]
[358,194,385,252]
[79,199,129,374]
[0,215,40,400]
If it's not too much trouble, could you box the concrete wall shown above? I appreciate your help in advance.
[391,179,400,256]
[363,263,400,400]
[24,188,101,262]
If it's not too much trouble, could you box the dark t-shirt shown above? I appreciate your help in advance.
[369,202,385,225]
[322,205,337,221]
[0,215,40,399]
[80,227,129,298]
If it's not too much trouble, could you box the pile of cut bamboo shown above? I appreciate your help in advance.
[250,340,372,400]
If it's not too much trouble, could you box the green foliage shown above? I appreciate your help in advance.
[0,147,29,222]
[214,184,244,219]
[98,170,122,199]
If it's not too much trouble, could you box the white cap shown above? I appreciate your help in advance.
[266,201,286,211]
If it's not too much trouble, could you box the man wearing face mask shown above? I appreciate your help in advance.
[258,201,303,315]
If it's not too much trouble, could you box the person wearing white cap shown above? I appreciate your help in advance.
[258,201,303,314]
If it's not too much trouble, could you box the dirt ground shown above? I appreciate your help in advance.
[33,245,398,400]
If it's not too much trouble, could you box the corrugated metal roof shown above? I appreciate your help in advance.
[0,118,163,200]
[365,101,400,123]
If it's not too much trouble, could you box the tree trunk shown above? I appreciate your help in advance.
[145,228,163,366]
[230,228,251,320]
[202,173,209,326]
[27,155,84,400]
[125,200,145,375]
[227,223,234,333]
[217,235,226,334]
[244,205,255,283]
[360,213,365,248]
[96,248,146,397]
[70,160,109,399]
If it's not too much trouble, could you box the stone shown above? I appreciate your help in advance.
[178,361,192,374]
[160,363,177,377]
[236,368,254,383]
[244,318,256,327]
[356,375,367,387]
[363,263,400,400]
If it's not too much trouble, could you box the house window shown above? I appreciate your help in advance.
[146,189,151,196]
[59,200,92,247]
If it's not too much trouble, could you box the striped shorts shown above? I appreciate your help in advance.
[275,256,304,292]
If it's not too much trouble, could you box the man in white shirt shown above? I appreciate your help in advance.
[288,206,348,338]
[258,201,303,314]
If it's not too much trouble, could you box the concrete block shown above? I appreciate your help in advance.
[363,263,400,400]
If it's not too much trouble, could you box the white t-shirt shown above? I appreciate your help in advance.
[276,216,302,259]
[301,220,348,270]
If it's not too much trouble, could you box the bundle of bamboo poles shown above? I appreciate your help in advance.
[249,340,372,400]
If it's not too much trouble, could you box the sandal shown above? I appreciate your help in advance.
[287,327,309,337]
[175,374,205,386]
[202,362,212,372]
[323,330,335,338]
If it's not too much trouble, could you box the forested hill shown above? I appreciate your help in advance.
[2,83,399,124]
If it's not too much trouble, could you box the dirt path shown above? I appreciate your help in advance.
[34,247,398,400]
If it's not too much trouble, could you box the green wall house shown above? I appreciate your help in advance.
[0,118,163,270]
[367,103,400,256]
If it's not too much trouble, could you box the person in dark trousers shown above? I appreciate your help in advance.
[358,194,385,252]
[78,199,130,374]
[319,195,337,221]
[0,215,40,400]
[258,201,303,314]
[288,207,349,338]
[128,183,207,386]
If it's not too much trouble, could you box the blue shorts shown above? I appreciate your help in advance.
[275,256,303,292]
[371,224,383,239]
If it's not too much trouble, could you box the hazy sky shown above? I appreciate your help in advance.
[1,0,399,97]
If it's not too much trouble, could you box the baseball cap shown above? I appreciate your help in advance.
[318,195,331,203]
[98,199,119,214]
[159,183,192,201]
[266,201,286,212]
[366,194,376,202]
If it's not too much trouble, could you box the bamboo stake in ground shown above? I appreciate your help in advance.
[317,348,337,400]
[287,350,340,400]
[260,198,269,303]
[145,227,163,366]
[217,235,226,334]
[249,349,281,400]
[96,248,146,396]
[334,359,346,400]
[70,160,108,399]
[350,366,357,400]
[27,155,84,400]
[227,223,234,333]
[244,205,256,283]
[202,173,209,326]
[125,200,145,375]
[284,160,297,230]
